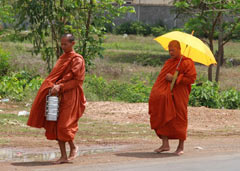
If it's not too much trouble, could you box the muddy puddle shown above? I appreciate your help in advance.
[0,145,123,162]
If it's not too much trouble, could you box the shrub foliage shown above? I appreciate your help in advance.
[1,73,239,109]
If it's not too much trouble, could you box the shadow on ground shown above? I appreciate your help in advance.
[115,151,177,159]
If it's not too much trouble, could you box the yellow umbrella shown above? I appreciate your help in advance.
[154,31,217,66]
[154,31,217,91]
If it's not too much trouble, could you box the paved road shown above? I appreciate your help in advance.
[36,153,240,171]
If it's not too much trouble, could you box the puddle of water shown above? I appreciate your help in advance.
[0,146,118,162]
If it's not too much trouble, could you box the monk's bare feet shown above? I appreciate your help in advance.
[53,157,69,164]
[174,148,184,156]
[154,146,170,153]
[68,146,79,161]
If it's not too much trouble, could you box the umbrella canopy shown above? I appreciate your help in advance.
[154,31,217,66]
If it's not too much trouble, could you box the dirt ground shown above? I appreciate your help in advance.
[84,102,240,135]
[1,101,240,139]
[0,101,240,170]
[1,101,240,136]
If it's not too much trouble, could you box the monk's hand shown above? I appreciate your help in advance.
[166,73,173,82]
[51,85,60,95]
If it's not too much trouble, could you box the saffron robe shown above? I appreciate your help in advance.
[27,50,86,142]
[149,56,196,140]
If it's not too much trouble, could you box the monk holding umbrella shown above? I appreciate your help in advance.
[149,31,216,155]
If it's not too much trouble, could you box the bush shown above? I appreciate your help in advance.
[115,21,151,36]
[0,71,43,101]
[114,22,132,34]
[189,81,221,108]
[189,81,240,109]
[220,89,240,109]
[130,22,151,36]
[0,47,11,76]
[151,26,166,37]
[83,75,151,102]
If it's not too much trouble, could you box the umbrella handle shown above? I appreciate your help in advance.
[170,71,179,91]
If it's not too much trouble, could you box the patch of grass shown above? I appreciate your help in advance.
[224,41,240,60]
[103,40,164,52]
[0,138,10,145]
[89,57,161,83]
[103,50,168,66]
[0,114,40,134]
[0,41,47,76]
[76,117,155,143]
[0,113,155,146]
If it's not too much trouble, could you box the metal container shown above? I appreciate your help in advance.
[45,92,59,121]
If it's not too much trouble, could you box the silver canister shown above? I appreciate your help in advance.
[45,91,59,121]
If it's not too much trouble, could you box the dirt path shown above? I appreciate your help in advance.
[84,102,240,135]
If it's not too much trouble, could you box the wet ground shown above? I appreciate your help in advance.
[0,145,127,162]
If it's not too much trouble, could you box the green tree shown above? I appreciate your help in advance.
[0,0,15,26]
[174,0,240,81]
[15,0,134,72]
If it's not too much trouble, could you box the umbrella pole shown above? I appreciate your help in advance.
[170,56,182,91]
[170,71,179,91]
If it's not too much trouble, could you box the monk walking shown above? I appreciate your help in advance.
[149,40,196,155]
[27,33,86,163]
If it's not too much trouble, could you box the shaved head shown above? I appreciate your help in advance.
[168,40,181,59]
[61,33,75,53]
[168,40,181,50]
[61,33,75,42]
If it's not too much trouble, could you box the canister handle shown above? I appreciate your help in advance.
[49,88,58,96]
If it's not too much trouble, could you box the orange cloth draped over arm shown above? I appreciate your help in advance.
[27,51,86,142]
[149,56,196,140]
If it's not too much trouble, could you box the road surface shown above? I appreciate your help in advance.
[34,153,240,171]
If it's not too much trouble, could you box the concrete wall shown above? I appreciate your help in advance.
[130,0,173,5]
[115,5,185,29]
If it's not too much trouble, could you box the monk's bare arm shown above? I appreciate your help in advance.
[176,60,196,85]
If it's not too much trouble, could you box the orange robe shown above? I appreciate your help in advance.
[27,50,86,142]
[149,56,196,140]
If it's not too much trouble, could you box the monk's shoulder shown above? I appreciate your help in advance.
[182,57,194,67]
[72,54,84,64]
[164,58,173,66]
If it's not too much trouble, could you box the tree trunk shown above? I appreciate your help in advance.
[82,0,93,57]
[216,13,223,82]
[208,39,214,81]
[208,65,213,81]
[220,48,224,66]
